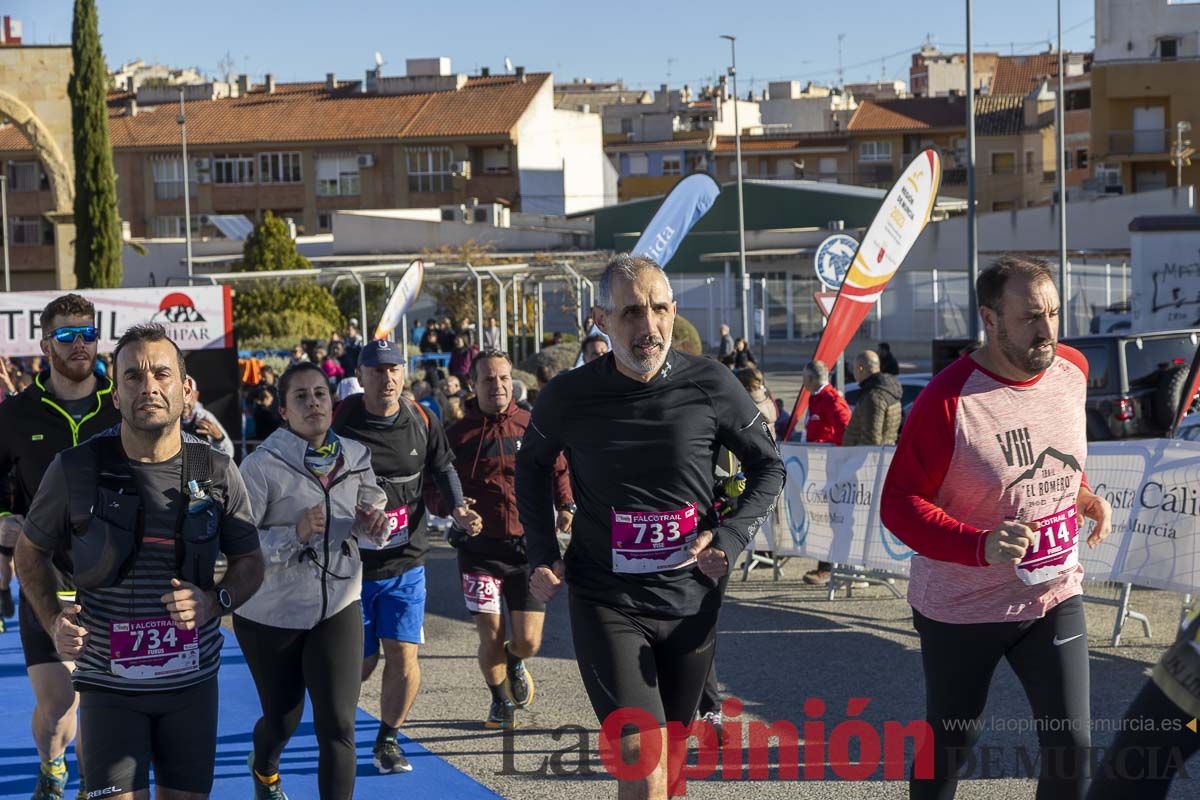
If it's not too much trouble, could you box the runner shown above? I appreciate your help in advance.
[331,339,482,775]
[443,350,574,730]
[515,254,785,800]
[234,361,389,800]
[14,323,265,800]
[1086,597,1200,799]
[0,293,121,800]
[879,256,1112,800]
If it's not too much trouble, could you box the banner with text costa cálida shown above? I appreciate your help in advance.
[0,285,233,358]
[632,172,721,268]
[783,150,941,442]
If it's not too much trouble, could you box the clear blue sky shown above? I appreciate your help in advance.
[11,0,1096,92]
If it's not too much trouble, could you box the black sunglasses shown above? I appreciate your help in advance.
[49,325,99,344]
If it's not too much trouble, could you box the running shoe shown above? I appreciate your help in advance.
[0,586,14,619]
[30,762,66,800]
[700,710,724,745]
[485,698,518,730]
[505,645,535,708]
[373,738,413,774]
[247,752,289,800]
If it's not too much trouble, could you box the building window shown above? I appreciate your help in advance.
[627,153,649,176]
[317,212,333,231]
[151,215,208,238]
[5,216,50,245]
[1076,149,1088,170]
[1159,37,1179,60]
[405,146,452,193]
[620,118,634,135]
[480,147,510,174]
[819,157,838,175]
[662,156,681,176]
[1065,88,1091,111]
[316,154,360,196]
[5,161,47,192]
[212,154,255,185]
[259,152,303,184]
[991,152,1016,175]
[151,157,197,200]
[1025,150,1035,174]
[859,141,892,162]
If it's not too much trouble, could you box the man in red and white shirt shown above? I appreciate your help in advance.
[802,359,852,585]
[881,256,1111,800]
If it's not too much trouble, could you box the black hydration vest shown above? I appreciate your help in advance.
[62,435,222,590]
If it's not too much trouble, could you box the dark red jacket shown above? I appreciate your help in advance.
[806,383,852,445]
[444,398,572,540]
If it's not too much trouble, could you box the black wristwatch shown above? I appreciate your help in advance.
[559,503,577,514]
[213,586,233,613]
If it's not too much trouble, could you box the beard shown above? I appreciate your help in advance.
[997,320,1056,374]
[48,347,95,384]
[611,331,672,377]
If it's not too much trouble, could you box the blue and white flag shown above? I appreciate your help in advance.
[632,173,721,268]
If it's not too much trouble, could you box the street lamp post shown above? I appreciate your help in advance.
[1,174,9,292]
[966,0,980,344]
[1056,0,1069,337]
[720,34,750,342]
[178,88,193,281]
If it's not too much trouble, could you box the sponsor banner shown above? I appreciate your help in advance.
[774,440,1200,592]
[374,259,424,341]
[632,173,721,269]
[784,150,941,440]
[0,286,233,357]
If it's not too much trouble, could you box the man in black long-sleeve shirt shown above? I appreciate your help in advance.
[516,255,785,800]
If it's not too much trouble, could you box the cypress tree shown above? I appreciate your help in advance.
[68,0,123,288]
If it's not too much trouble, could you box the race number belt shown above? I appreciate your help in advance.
[1014,504,1079,586]
[109,617,199,680]
[610,503,699,575]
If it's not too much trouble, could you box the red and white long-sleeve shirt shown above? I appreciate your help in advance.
[880,347,1090,623]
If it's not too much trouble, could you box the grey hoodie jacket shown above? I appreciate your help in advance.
[235,427,387,629]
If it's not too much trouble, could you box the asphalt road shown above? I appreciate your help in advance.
[357,543,1199,799]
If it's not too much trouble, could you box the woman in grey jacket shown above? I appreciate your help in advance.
[234,362,388,800]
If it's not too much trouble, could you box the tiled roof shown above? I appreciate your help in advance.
[847,98,967,131]
[714,134,848,152]
[990,54,1059,95]
[0,74,549,152]
[974,95,1027,136]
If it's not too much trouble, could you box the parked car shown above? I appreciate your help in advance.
[1177,412,1200,442]
[1063,330,1200,440]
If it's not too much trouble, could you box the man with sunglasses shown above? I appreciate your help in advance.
[0,294,121,799]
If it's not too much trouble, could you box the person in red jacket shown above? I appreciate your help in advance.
[443,350,574,730]
[801,359,852,585]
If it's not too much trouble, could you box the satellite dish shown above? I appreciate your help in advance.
[374,51,385,68]
[504,56,513,74]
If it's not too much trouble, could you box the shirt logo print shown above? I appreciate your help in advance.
[997,426,1034,468]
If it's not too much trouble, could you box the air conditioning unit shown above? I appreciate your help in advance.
[196,173,211,184]
[1095,162,1121,187]
[356,153,375,168]
[193,157,211,171]
[450,160,472,179]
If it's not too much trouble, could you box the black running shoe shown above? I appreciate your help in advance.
[373,738,412,774]
[485,698,518,730]
[505,647,535,708]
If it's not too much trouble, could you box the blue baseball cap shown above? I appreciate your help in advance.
[358,339,405,367]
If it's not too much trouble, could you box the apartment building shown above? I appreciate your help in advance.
[1,57,607,287]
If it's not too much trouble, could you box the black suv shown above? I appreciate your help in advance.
[1063,330,1200,440]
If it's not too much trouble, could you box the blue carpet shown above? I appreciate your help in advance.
[0,611,500,799]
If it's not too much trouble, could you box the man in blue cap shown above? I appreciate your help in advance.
[332,339,481,774]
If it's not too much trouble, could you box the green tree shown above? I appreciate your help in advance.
[69,0,123,288]
[233,213,343,347]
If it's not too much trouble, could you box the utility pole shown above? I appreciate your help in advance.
[966,0,980,344]
[178,88,193,281]
[721,34,750,341]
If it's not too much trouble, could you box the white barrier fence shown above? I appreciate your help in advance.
[762,440,1200,594]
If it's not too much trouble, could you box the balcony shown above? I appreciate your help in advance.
[1108,129,1169,156]
[942,167,967,185]
[857,163,895,185]
[154,181,197,201]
